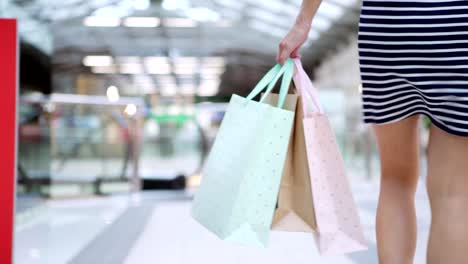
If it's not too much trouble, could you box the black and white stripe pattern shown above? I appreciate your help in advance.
[358,0,468,136]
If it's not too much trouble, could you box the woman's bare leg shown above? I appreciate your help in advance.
[426,124,468,263]
[373,115,420,264]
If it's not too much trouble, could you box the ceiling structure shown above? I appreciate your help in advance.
[6,0,362,97]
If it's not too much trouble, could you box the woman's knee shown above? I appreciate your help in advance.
[380,156,419,193]
[381,171,419,195]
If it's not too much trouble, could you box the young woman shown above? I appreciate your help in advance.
[277,0,468,263]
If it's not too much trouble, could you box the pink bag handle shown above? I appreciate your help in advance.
[292,58,324,116]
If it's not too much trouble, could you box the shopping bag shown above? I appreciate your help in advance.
[292,58,368,255]
[267,90,317,233]
[191,58,297,247]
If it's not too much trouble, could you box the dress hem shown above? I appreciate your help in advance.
[363,111,468,137]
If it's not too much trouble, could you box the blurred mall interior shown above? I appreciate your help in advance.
[2,0,433,263]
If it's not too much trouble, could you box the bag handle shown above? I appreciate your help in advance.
[245,58,295,109]
[260,58,294,108]
[245,64,282,102]
[292,58,324,115]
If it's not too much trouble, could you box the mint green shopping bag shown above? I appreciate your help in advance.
[191,59,296,247]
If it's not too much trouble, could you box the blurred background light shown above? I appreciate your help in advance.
[83,16,120,27]
[146,64,172,75]
[123,17,160,27]
[106,86,120,102]
[202,57,225,67]
[120,63,144,74]
[167,105,182,115]
[83,56,113,67]
[160,85,178,96]
[198,80,220,97]
[163,18,198,28]
[124,103,137,116]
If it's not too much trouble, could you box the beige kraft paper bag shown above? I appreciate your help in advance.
[264,90,317,233]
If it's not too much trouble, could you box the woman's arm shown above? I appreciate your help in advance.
[276,0,322,64]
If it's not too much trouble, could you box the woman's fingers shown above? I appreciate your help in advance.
[278,40,291,65]
[278,40,298,64]
[291,46,301,59]
[276,25,309,64]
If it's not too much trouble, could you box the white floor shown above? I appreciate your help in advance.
[124,181,431,264]
[14,179,431,264]
[14,196,130,264]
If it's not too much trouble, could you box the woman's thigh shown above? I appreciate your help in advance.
[426,122,468,263]
[426,124,468,199]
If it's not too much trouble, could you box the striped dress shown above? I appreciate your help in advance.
[358,0,468,137]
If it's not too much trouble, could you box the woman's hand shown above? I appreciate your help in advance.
[276,22,311,65]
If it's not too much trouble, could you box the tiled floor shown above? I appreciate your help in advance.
[14,181,431,264]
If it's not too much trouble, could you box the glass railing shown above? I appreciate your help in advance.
[19,93,144,197]
[17,93,223,197]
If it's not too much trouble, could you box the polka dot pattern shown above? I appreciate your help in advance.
[192,94,295,246]
[303,115,368,255]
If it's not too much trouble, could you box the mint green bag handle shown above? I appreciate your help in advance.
[245,58,295,109]
[260,59,294,108]
[245,64,281,101]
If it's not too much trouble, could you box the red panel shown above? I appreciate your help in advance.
[0,19,17,264]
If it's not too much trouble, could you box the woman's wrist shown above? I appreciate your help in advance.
[295,16,312,32]
[295,0,322,31]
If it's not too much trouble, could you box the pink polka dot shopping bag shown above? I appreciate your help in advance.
[273,58,368,255]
